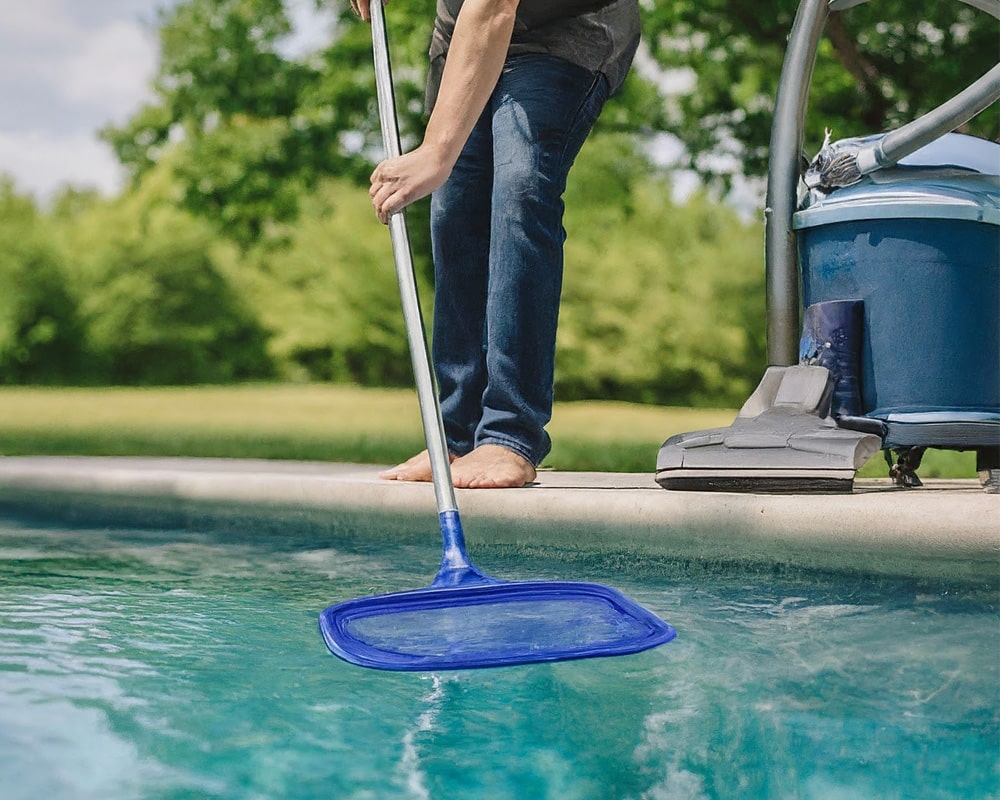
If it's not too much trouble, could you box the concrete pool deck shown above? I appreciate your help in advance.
[0,455,996,584]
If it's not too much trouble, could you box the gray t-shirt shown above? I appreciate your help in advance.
[426,0,641,110]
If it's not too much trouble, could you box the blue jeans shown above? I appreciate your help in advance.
[430,55,610,466]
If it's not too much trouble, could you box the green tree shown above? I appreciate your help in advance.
[0,179,88,384]
[225,176,417,385]
[106,0,998,226]
[640,0,998,183]
[103,0,316,244]
[58,166,273,384]
[557,136,766,406]
[101,0,432,248]
[93,0,996,402]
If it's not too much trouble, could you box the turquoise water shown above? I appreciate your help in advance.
[0,512,997,800]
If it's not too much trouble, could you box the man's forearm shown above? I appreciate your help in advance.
[366,0,520,222]
[421,0,519,167]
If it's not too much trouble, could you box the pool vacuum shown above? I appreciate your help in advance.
[656,0,1000,493]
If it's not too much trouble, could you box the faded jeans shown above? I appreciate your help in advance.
[429,54,611,466]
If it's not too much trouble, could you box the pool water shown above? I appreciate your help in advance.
[0,512,996,800]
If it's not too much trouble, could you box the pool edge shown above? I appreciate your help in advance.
[0,455,996,584]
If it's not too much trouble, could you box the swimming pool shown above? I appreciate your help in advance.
[1,508,996,800]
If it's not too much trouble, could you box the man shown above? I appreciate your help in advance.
[353,0,641,487]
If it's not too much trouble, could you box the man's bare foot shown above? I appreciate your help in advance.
[450,445,537,489]
[379,450,456,482]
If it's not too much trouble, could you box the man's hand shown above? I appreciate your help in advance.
[350,0,375,22]
[369,144,453,224]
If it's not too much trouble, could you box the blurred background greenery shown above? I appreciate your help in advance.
[1,0,994,475]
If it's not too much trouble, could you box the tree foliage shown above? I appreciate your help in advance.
[101,0,431,246]
[557,135,765,406]
[102,0,999,239]
[8,0,995,404]
[7,149,762,404]
[57,167,273,384]
[226,178,419,386]
[640,0,998,182]
[0,181,88,384]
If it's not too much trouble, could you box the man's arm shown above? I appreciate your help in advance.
[363,0,519,223]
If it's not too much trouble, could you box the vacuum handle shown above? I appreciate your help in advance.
[855,63,1000,175]
[370,1,459,516]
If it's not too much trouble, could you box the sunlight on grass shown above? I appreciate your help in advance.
[0,384,731,471]
[549,401,735,444]
[0,384,977,476]
[0,384,427,465]
[0,384,423,436]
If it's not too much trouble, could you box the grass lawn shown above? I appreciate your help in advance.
[0,383,977,478]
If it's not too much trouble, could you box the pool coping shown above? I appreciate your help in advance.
[0,455,996,584]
